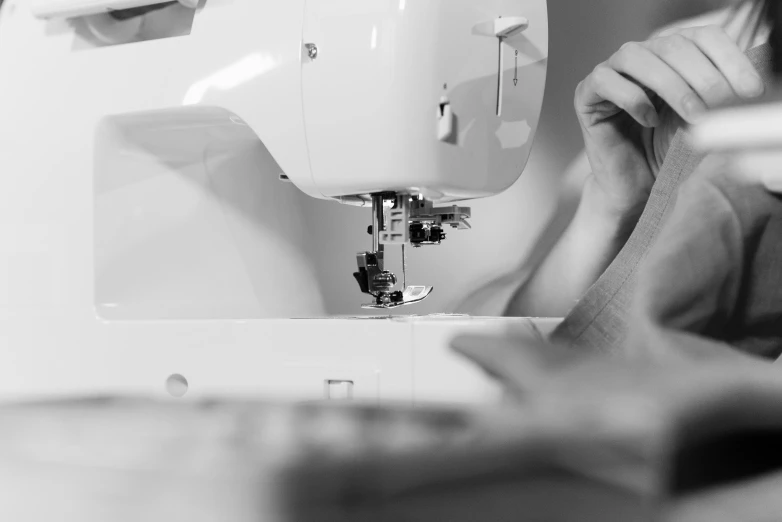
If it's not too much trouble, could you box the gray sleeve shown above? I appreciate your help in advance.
[626,168,753,363]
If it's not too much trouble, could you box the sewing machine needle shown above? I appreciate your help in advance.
[402,244,407,290]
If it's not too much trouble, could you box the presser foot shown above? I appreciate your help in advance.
[353,192,463,310]
[361,286,433,310]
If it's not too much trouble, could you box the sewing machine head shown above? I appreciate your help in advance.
[29,0,548,311]
[293,4,549,310]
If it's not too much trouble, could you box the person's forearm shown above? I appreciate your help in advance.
[505,175,642,318]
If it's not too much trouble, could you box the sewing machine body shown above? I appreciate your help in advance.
[0,0,549,402]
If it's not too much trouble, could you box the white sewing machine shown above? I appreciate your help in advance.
[0,0,550,403]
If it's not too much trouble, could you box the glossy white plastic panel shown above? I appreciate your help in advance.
[298,0,548,201]
[94,108,326,320]
[74,0,326,317]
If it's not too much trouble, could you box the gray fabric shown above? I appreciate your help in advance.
[627,156,782,362]
[551,43,775,355]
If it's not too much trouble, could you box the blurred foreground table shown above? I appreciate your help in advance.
[2,360,782,521]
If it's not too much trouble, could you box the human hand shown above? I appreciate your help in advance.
[450,325,773,409]
[449,333,593,402]
[575,25,765,219]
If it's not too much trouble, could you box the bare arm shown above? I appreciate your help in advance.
[453,152,591,317]
[505,174,639,317]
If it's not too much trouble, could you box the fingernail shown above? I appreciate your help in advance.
[739,73,764,98]
[644,107,660,127]
[682,93,706,123]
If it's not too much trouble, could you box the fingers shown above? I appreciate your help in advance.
[681,25,765,99]
[646,33,737,110]
[576,65,659,127]
[587,26,765,126]
[609,41,708,124]
[450,334,575,394]
[451,334,529,391]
